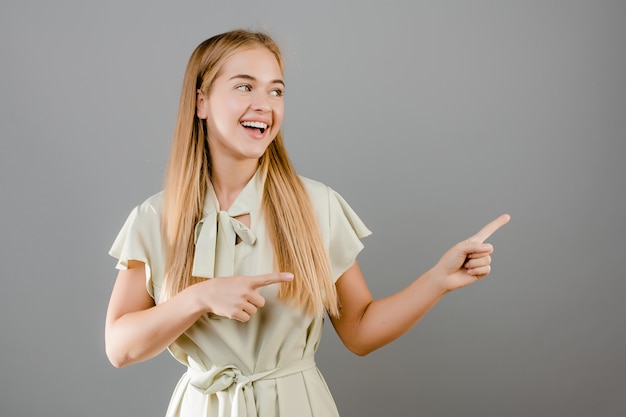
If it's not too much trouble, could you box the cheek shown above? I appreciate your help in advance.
[223,97,246,119]
[273,105,285,130]
[210,99,242,128]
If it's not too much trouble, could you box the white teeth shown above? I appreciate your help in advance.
[241,121,268,130]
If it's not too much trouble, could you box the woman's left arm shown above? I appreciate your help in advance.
[330,214,510,356]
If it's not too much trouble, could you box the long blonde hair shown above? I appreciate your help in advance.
[161,30,338,317]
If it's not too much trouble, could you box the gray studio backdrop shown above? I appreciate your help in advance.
[1,1,624,416]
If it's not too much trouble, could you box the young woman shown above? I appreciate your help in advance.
[105,29,510,417]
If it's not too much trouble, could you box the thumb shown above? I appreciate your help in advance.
[461,240,494,255]
[250,272,294,289]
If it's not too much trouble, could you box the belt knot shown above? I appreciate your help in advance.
[187,358,315,417]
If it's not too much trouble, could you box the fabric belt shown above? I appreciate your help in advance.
[187,357,316,417]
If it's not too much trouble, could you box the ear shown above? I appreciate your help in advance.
[196,90,209,119]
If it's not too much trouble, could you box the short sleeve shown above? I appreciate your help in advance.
[326,187,372,281]
[108,193,164,299]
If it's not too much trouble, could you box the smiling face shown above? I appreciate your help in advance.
[196,46,285,167]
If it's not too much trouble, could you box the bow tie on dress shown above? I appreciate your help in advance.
[187,357,316,417]
[191,170,263,278]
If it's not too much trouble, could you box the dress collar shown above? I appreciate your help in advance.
[192,167,265,278]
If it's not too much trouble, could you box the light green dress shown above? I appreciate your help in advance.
[109,170,371,417]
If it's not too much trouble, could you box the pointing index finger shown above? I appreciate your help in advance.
[469,214,511,243]
[250,272,294,289]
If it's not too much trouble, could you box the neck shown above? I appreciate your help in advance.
[210,157,259,210]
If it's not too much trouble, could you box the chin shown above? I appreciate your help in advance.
[247,140,274,158]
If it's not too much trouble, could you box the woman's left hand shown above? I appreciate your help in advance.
[431,214,511,292]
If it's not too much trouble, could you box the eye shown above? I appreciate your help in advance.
[269,88,284,97]
[236,84,252,92]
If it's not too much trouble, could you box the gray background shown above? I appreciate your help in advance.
[1,1,624,416]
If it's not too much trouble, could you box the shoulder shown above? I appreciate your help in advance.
[129,191,164,221]
[109,191,165,270]
[136,191,164,214]
[298,176,335,228]
[298,175,354,213]
[299,175,371,238]
[120,191,164,232]
[299,175,331,203]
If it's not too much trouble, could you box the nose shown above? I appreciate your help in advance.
[250,91,271,113]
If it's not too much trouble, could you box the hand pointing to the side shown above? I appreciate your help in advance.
[431,214,511,292]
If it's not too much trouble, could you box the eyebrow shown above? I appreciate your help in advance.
[228,74,285,86]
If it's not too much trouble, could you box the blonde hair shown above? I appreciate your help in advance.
[161,30,338,317]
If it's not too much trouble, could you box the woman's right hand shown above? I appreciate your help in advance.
[106,262,293,367]
[196,272,294,322]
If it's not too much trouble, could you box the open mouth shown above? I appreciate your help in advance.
[241,121,268,135]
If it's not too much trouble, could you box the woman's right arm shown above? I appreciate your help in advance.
[104,260,207,368]
[104,260,293,368]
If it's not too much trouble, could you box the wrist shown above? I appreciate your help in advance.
[183,280,213,316]
[423,266,452,296]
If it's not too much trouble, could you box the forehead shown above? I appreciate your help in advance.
[217,47,283,81]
